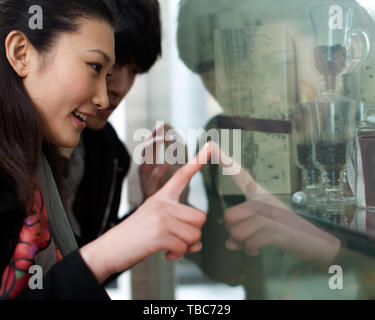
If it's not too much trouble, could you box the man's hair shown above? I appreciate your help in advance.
[107,0,162,72]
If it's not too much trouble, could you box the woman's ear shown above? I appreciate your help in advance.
[5,30,35,78]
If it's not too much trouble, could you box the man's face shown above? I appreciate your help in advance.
[86,63,140,130]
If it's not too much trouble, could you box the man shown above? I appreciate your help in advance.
[62,0,163,247]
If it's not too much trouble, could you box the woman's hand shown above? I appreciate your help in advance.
[80,142,211,284]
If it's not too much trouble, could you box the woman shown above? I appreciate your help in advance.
[0,0,210,299]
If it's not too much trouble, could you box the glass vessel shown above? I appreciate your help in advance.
[290,103,322,207]
[307,5,370,95]
[309,96,356,212]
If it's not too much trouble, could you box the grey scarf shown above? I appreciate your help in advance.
[36,154,78,265]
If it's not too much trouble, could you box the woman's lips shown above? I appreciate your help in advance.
[72,113,86,130]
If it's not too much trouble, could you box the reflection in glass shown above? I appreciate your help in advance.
[307,5,370,96]
[290,103,322,207]
[176,0,375,300]
[310,97,356,212]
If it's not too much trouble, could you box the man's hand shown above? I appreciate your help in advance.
[139,123,189,200]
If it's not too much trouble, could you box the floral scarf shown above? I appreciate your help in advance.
[0,181,62,299]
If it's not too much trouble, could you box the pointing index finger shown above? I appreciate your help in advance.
[159,142,212,201]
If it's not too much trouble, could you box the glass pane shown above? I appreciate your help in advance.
[171,0,375,300]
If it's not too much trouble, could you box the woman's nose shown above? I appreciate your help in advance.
[93,81,110,110]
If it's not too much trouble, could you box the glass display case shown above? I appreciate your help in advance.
[172,0,375,299]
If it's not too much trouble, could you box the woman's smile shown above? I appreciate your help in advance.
[23,18,115,148]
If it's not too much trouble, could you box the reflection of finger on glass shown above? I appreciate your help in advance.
[211,141,268,200]
[225,238,242,251]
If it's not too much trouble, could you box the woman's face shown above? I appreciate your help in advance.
[23,18,115,147]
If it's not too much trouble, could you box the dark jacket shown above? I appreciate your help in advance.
[73,123,131,247]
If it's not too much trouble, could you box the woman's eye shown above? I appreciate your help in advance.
[89,63,103,73]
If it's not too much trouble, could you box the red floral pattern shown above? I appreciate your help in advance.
[0,180,61,299]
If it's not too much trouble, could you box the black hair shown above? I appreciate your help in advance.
[0,0,114,213]
[106,0,162,72]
